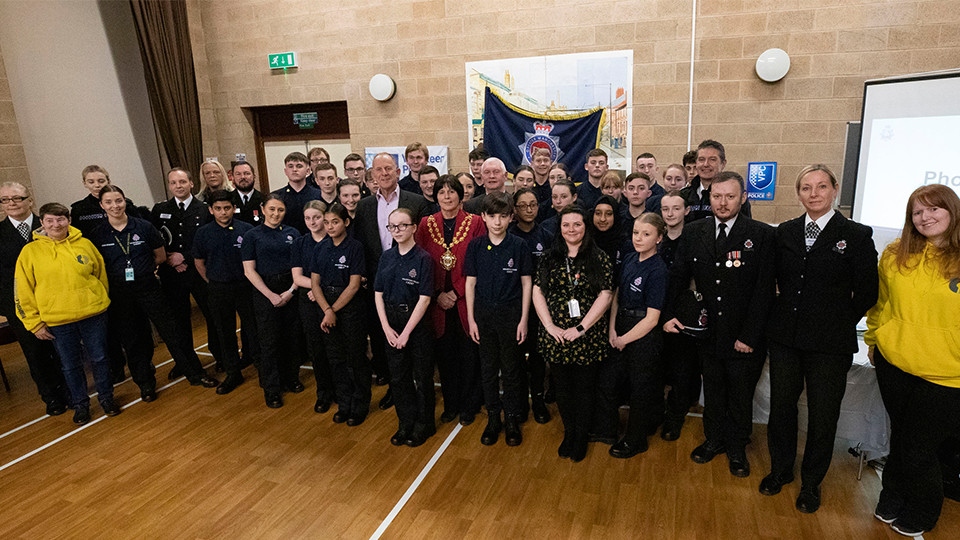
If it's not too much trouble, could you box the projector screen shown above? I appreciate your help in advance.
[852,70,960,243]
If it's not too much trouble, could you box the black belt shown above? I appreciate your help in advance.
[619,308,647,318]
[385,303,410,314]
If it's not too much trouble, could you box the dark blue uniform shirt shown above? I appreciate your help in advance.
[464,233,533,306]
[271,183,323,234]
[374,245,434,306]
[508,222,552,272]
[310,236,365,289]
[241,224,299,276]
[193,219,253,283]
[290,233,322,274]
[89,217,164,283]
[618,253,668,312]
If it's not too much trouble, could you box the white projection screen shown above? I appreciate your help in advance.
[853,69,960,243]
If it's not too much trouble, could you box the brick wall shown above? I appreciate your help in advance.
[188,0,960,223]
[0,41,30,195]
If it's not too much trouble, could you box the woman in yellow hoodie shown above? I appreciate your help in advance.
[866,184,960,537]
[15,202,118,425]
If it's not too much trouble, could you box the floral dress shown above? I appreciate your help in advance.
[536,250,613,365]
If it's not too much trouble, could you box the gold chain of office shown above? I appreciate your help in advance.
[427,213,474,271]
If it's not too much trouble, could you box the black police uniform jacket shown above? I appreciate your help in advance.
[150,197,210,266]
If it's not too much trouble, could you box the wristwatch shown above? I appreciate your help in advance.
[575,324,585,333]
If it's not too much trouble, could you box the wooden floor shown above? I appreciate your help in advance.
[0,317,957,539]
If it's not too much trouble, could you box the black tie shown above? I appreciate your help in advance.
[805,222,820,252]
[716,222,727,250]
[242,194,248,206]
[178,201,186,212]
[17,221,30,242]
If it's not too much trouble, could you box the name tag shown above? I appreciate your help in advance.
[125,264,135,282]
[159,213,172,219]
[568,298,581,318]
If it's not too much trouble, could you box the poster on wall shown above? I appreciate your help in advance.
[364,146,449,177]
[465,50,633,177]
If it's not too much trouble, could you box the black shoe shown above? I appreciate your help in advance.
[480,414,502,446]
[587,433,617,445]
[609,438,648,459]
[378,389,394,410]
[440,410,458,423]
[558,436,573,459]
[504,416,522,446]
[285,381,305,393]
[141,389,158,402]
[333,410,348,423]
[390,429,410,446]
[759,472,795,496]
[314,398,331,413]
[661,420,682,441]
[168,365,183,380]
[102,400,122,417]
[531,396,551,424]
[890,517,926,537]
[406,425,436,448]
[346,415,366,427]
[46,400,68,416]
[690,440,726,464]
[73,407,91,425]
[727,449,750,477]
[459,411,476,426]
[189,374,219,388]
[570,437,588,462]
[795,485,821,514]
[874,501,900,524]
[265,393,283,408]
[216,376,244,395]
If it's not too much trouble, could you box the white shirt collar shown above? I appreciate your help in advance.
[715,214,738,236]
[804,209,835,231]
[8,214,33,229]
[175,194,194,208]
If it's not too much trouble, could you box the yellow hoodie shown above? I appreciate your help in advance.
[865,244,960,388]
[14,225,110,332]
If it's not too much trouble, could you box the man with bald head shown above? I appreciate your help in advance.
[464,157,507,215]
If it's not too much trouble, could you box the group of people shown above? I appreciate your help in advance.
[2,138,958,537]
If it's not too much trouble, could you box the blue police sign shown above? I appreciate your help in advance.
[747,161,777,200]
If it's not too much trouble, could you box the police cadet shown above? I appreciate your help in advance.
[193,190,259,396]
[91,185,219,397]
[290,200,335,414]
[231,161,264,226]
[151,168,223,377]
[271,152,323,234]
[664,171,775,478]
[606,213,669,459]
[242,194,303,409]
[311,203,369,426]
[508,188,553,424]
[465,192,534,447]
[374,208,435,447]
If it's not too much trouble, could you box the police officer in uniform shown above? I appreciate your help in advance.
[664,171,775,478]
[151,168,223,377]
[231,161,264,226]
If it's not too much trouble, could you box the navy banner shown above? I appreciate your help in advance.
[482,87,604,184]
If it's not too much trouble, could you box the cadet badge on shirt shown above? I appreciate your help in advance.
[834,240,847,254]
[409,268,417,278]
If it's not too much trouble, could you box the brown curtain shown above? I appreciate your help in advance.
[129,0,201,183]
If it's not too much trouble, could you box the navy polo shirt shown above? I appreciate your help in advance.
[617,253,668,312]
[508,222,552,271]
[241,224,299,276]
[310,236,365,289]
[291,233,321,273]
[374,245,434,306]
[577,180,602,210]
[89,217,164,283]
[532,181,551,204]
[193,219,253,283]
[463,233,533,306]
[271,183,323,234]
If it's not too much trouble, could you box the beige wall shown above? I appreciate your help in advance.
[0,40,30,197]
[188,0,960,223]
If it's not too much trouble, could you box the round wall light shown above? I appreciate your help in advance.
[755,48,791,82]
[369,74,396,101]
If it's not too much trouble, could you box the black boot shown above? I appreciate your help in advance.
[480,412,502,445]
[531,394,551,424]
[504,415,522,446]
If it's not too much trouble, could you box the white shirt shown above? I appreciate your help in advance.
[804,209,835,248]
[714,214,738,239]
[8,214,33,230]
[175,194,194,209]
[376,186,400,253]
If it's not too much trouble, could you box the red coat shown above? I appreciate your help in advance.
[415,209,487,338]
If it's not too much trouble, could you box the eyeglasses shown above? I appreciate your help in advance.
[0,196,28,204]
[385,223,413,232]
[345,167,365,174]
[515,203,538,210]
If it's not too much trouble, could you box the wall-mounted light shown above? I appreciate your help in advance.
[755,48,791,83]
[369,74,396,101]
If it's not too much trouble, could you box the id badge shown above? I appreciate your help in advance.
[568,298,581,318]
[125,263,135,282]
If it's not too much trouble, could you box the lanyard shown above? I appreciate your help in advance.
[114,233,132,263]
[565,257,580,291]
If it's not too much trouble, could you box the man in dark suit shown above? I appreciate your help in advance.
[230,161,264,225]
[354,152,429,408]
[761,165,879,513]
[682,140,751,223]
[463,158,508,215]
[151,168,221,381]
[0,182,69,414]
[664,171,776,478]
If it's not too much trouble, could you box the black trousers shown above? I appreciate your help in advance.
[251,274,301,395]
[476,305,526,418]
[322,292,370,418]
[4,311,68,405]
[593,351,626,440]
[435,306,482,416]
[876,349,960,531]
[384,305,434,432]
[106,280,157,393]
[297,291,334,403]
[553,362,599,444]
[663,331,701,424]
[110,277,207,380]
[620,317,664,445]
[698,344,765,450]
[767,343,852,487]
[207,280,259,379]
[520,315,545,409]
[158,264,223,364]
[361,285,389,380]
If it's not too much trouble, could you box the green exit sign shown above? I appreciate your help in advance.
[268,52,297,70]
